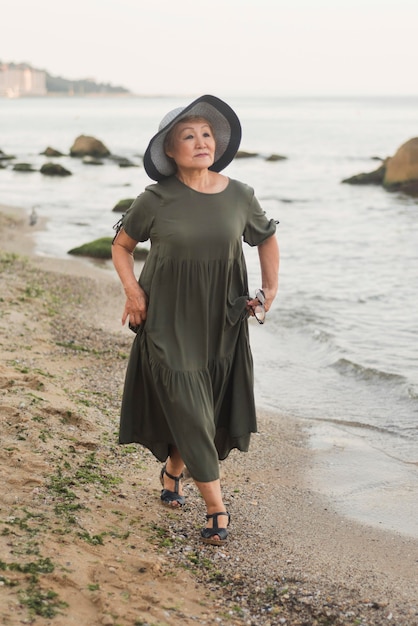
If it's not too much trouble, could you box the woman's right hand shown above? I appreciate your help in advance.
[122,284,148,328]
[112,228,148,329]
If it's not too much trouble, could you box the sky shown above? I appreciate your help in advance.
[3,0,418,97]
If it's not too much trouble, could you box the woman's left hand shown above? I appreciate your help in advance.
[247,286,277,318]
[247,234,280,319]
[257,235,280,312]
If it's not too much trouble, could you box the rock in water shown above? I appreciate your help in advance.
[70,135,111,158]
[40,162,72,176]
[384,137,418,186]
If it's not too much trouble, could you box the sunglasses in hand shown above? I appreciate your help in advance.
[252,289,266,324]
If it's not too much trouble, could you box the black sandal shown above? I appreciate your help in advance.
[200,511,230,545]
[160,464,185,508]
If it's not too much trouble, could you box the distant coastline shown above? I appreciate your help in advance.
[0,60,130,98]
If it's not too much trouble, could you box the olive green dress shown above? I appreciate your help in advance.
[118,176,276,482]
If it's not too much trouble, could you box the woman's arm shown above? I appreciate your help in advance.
[257,234,280,312]
[112,229,148,327]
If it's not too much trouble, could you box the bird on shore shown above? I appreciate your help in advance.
[29,206,38,226]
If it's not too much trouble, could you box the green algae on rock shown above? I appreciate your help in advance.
[68,237,148,260]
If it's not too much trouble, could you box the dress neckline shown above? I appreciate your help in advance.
[173,175,231,196]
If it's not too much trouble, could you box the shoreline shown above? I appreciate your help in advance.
[6,202,418,542]
[1,203,418,625]
[307,419,418,539]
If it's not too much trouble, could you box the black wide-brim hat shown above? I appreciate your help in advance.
[143,94,242,182]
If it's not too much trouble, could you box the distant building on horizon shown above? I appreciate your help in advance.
[0,63,47,97]
[0,61,130,97]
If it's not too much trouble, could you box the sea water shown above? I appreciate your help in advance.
[1,96,418,535]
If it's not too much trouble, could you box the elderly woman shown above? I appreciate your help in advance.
[112,95,279,545]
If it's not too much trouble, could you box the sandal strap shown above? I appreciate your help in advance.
[161,464,184,494]
[205,511,230,528]
[201,511,230,542]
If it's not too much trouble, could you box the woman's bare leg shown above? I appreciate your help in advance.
[161,446,185,507]
[194,478,228,540]
[162,450,228,539]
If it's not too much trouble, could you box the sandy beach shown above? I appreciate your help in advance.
[1,204,418,626]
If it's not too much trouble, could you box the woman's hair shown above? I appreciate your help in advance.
[163,116,215,156]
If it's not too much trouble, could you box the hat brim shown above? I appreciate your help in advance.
[143,95,242,182]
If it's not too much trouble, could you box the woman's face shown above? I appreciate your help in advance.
[165,117,216,172]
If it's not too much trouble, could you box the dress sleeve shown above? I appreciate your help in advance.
[120,190,156,242]
[243,191,277,247]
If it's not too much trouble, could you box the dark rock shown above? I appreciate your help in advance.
[384,179,418,196]
[70,135,110,158]
[0,150,16,161]
[13,162,37,172]
[265,153,287,162]
[108,155,139,167]
[112,198,135,212]
[40,162,72,176]
[118,159,139,168]
[40,146,64,157]
[235,150,259,159]
[342,164,386,185]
